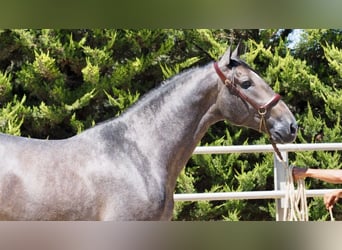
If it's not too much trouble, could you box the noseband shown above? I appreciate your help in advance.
[213,62,281,133]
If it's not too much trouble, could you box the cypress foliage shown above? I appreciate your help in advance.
[1,29,342,220]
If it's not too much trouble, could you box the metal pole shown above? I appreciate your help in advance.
[273,151,288,221]
[173,189,335,201]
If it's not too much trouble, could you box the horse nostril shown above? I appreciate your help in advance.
[290,123,298,135]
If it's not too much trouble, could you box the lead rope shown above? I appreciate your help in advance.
[329,207,335,221]
[271,133,334,221]
[273,139,308,221]
[260,113,309,221]
[283,165,308,221]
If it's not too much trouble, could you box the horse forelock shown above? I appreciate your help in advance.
[229,57,257,74]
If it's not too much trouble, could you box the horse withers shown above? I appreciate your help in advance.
[0,45,297,220]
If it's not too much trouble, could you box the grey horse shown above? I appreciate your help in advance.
[0,45,297,220]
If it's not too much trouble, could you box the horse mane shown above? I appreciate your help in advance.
[95,63,207,127]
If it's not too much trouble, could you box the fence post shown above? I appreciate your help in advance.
[273,151,288,221]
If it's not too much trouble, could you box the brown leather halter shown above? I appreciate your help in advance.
[214,61,285,161]
[213,61,281,133]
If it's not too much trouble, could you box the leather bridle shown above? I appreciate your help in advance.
[213,61,281,133]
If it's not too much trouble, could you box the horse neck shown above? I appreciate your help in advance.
[122,64,221,187]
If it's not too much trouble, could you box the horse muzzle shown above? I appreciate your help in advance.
[268,119,298,144]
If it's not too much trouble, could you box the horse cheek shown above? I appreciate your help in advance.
[217,91,244,124]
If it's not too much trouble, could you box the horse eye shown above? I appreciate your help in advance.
[241,80,252,89]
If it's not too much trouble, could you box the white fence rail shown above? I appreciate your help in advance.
[174,189,334,201]
[173,143,342,221]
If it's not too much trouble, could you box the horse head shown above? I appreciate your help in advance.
[214,45,297,144]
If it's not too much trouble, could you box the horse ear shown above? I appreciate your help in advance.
[231,42,241,59]
[218,46,231,67]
